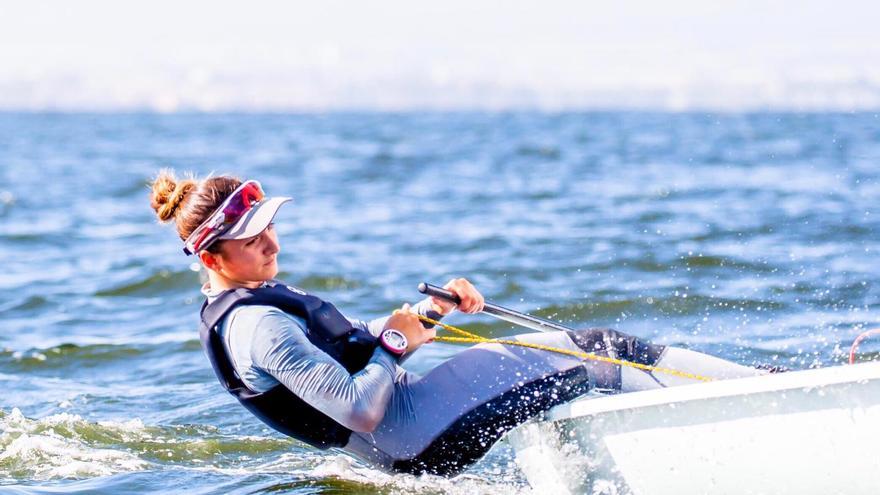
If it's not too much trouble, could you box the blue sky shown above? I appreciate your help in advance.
[1,0,878,111]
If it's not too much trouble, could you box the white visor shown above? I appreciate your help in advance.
[218,196,292,240]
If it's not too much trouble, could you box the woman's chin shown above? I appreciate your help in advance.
[265,263,279,279]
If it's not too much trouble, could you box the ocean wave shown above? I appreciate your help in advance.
[589,253,780,274]
[94,269,197,297]
[0,340,201,371]
[515,144,561,160]
[293,275,363,291]
[298,454,527,495]
[0,407,525,491]
[0,295,50,314]
[529,294,786,324]
[0,408,294,481]
[0,408,149,480]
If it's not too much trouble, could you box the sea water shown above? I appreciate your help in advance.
[1,112,879,493]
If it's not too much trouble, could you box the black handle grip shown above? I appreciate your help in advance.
[418,282,462,305]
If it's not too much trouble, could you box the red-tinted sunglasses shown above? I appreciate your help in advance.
[183,180,265,255]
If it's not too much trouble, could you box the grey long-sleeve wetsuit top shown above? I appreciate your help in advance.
[203,283,426,434]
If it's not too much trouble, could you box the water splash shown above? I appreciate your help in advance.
[0,408,149,480]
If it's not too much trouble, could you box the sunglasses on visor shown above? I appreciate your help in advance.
[182,180,265,255]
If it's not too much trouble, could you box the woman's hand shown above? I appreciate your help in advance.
[431,278,485,315]
[383,303,436,354]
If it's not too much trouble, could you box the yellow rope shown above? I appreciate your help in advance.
[417,315,714,382]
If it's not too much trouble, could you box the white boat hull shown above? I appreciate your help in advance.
[506,361,880,495]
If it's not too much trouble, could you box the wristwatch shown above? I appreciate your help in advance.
[378,329,408,357]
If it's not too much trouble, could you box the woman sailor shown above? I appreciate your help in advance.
[149,170,764,476]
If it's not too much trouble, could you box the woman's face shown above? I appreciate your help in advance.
[206,223,281,286]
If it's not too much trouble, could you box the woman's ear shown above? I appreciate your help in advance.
[199,250,221,272]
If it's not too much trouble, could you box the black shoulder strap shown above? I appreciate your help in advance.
[201,288,253,331]
[200,280,356,345]
[198,298,258,397]
[200,281,320,334]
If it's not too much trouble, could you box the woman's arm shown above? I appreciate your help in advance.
[349,297,444,337]
[248,309,398,433]
[349,278,485,337]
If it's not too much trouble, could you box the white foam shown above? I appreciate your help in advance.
[0,407,530,491]
[305,454,531,495]
[0,432,147,479]
[0,408,150,480]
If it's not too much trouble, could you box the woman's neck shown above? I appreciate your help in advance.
[207,270,264,291]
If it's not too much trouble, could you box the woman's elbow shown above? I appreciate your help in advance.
[346,407,385,433]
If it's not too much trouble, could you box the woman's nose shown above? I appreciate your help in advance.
[265,234,280,255]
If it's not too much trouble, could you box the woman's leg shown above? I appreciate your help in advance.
[347,328,762,476]
[563,327,764,391]
[347,330,602,474]
[621,346,764,391]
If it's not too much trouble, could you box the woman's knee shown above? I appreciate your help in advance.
[567,328,665,365]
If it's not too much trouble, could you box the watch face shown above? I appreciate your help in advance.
[383,330,407,352]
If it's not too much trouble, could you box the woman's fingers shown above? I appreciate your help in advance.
[473,292,485,313]
[443,278,485,314]
[429,295,457,315]
[449,279,472,312]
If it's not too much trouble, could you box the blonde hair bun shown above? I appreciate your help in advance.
[149,169,197,223]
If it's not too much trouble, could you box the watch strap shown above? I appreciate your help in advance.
[379,329,407,357]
